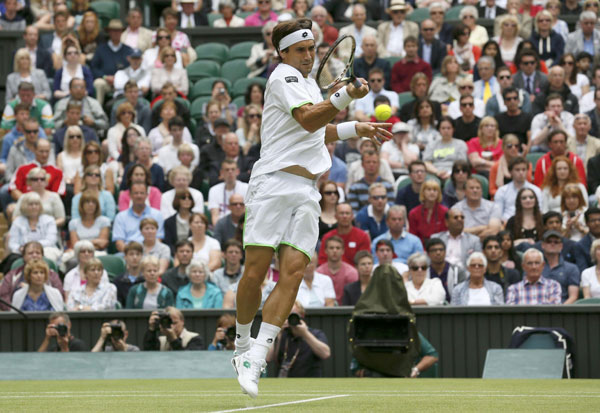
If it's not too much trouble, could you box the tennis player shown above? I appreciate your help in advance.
[232,18,392,398]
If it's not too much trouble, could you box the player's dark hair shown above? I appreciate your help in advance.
[272,18,313,55]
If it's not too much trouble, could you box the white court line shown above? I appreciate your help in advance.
[209,394,349,413]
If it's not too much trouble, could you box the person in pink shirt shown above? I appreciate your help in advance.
[245,0,278,27]
[316,235,359,305]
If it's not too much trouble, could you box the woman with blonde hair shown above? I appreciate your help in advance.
[541,156,587,213]
[142,27,184,71]
[235,104,262,155]
[561,184,589,241]
[409,180,448,244]
[67,258,117,311]
[429,55,464,104]
[529,10,564,67]
[150,46,189,96]
[6,48,51,103]
[493,14,522,65]
[11,259,64,311]
[12,168,66,227]
[581,239,600,298]
[545,0,569,42]
[57,125,84,188]
[460,6,488,48]
[74,141,116,194]
[467,116,503,176]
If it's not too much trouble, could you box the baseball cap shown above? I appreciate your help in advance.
[542,230,562,241]
[392,122,411,134]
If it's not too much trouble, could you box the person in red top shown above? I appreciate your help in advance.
[467,116,503,176]
[390,36,432,93]
[519,0,543,17]
[315,235,359,305]
[409,180,448,245]
[318,203,371,266]
[534,130,586,188]
[311,6,338,45]
[9,139,64,200]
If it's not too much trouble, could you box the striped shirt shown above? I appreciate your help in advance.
[347,177,394,215]
[506,276,562,305]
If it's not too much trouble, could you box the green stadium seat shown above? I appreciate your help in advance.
[233,95,245,108]
[191,96,212,120]
[384,56,402,67]
[221,59,250,83]
[98,255,126,282]
[398,92,415,108]
[186,60,221,82]
[10,257,58,273]
[407,8,430,23]
[526,152,544,173]
[195,43,229,64]
[235,11,253,20]
[208,13,223,27]
[89,1,120,29]
[228,41,258,60]
[574,297,600,304]
[232,77,267,98]
[189,77,231,101]
[445,5,464,20]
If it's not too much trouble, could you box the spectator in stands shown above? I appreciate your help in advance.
[474,57,500,106]
[409,180,448,245]
[72,164,116,219]
[418,19,446,74]
[296,253,336,308]
[399,73,441,121]
[140,217,171,275]
[0,105,41,178]
[142,28,183,72]
[92,319,140,352]
[540,230,580,304]
[235,104,262,156]
[429,3,452,45]
[267,301,330,377]
[544,0,568,43]
[529,11,564,67]
[161,239,193,294]
[495,95,532,154]
[157,118,199,175]
[568,114,600,171]
[453,95,481,143]
[53,78,108,133]
[11,259,64,312]
[63,239,108,297]
[405,252,445,306]
[213,194,245,246]
[177,0,207,27]
[441,160,469,208]
[244,0,277,26]
[144,306,203,350]
[512,49,548,99]
[150,47,188,97]
[534,130,586,189]
[316,235,359,304]
[5,119,49,183]
[327,141,348,190]
[578,208,600,269]
[207,159,248,226]
[337,4,377,60]
[446,77,483,122]
[449,23,479,73]
[213,1,244,28]
[541,156,587,214]
[342,251,373,306]
[39,9,72,70]
[161,7,192,67]
[507,248,562,305]
[532,66,579,116]
[67,258,117,311]
[347,151,394,215]
[505,187,544,248]
[391,37,432,94]
[451,251,504,305]
[432,208,482,269]
[53,43,94,101]
[211,239,244,296]
[380,122,419,177]
[353,36,391,90]
[127,255,175,309]
[355,68,398,122]
[118,163,160,212]
[189,212,221,271]
[76,11,103,66]
[466,116,503,176]
[161,165,204,219]
[38,312,87,352]
[121,137,166,191]
[112,241,143,306]
[489,136,528,199]
[424,116,468,181]
[582,68,600,118]
[487,67,532,118]
[495,157,542,223]
[318,180,339,241]
[408,98,441,152]
[149,102,192,156]
[559,54,590,101]
[68,188,110,252]
[373,205,424,264]
[482,235,521,292]
[121,7,153,52]
[7,48,51,104]
[22,25,54,79]
[394,160,425,212]
[498,229,522,271]
[373,238,409,275]
[1,82,53,137]
[163,188,193,249]
[581,239,600,298]
[106,102,146,161]
[246,21,277,78]
[355,182,390,240]
[376,0,418,59]
[56,125,84,193]
[113,181,164,252]
[0,0,25,30]
[425,238,466,302]
[175,259,222,309]
[479,0,507,20]
[460,6,488,48]
[310,6,337,45]
[530,95,575,153]
[566,11,600,59]
[53,101,98,156]
[561,184,589,242]
[429,56,463,105]
[113,53,151,101]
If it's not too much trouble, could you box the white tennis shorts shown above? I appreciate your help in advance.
[243,171,321,259]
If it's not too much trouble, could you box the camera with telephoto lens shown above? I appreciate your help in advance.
[219,326,237,347]
[54,323,68,337]
[109,323,124,340]
[155,312,173,330]
[288,313,301,327]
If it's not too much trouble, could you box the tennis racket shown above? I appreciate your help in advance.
[316,35,363,90]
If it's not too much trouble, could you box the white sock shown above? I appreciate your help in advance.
[235,320,253,346]
[247,322,280,360]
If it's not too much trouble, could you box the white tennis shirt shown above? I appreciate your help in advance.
[251,63,331,178]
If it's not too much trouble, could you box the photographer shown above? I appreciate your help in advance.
[208,313,236,351]
[143,306,204,351]
[38,312,87,352]
[266,302,330,378]
[91,320,140,352]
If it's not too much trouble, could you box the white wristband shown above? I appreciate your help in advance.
[330,86,352,110]
[337,121,358,141]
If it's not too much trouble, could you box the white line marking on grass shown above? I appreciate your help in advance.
[209,395,349,413]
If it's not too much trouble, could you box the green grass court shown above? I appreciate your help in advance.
[2,378,599,412]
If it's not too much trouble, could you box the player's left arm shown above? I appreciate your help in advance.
[324,122,393,145]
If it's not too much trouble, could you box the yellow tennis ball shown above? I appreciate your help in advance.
[374,104,392,121]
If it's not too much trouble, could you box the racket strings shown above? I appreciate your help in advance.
[317,37,354,89]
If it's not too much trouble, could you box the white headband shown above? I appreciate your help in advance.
[279,29,314,51]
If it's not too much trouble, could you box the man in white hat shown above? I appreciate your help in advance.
[376,0,419,58]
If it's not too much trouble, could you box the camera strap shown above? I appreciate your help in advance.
[281,337,300,369]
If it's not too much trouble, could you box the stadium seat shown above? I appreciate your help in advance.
[398,92,415,108]
[384,56,402,67]
[10,257,58,273]
[89,1,120,28]
[195,43,229,64]
[232,77,267,98]
[191,96,212,120]
[186,60,221,82]
[407,8,430,23]
[235,11,253,20]
[526,152,544,173]
[445,5,464,20]
[98,255,126,282]
[189,77,231,101]
[221,59,250,83]
[208,13,223,27]
[228,41,257,60]
[233,95,245,108]
[574,297,600,304]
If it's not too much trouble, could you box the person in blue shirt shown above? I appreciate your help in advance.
[355,182,390,240]
[372,205,423,264]
[541,230,581,304]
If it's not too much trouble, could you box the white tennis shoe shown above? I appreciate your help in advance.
[231,353,266,399]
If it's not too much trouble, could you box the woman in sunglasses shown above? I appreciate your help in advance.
[57,125,84,189]
[106,102,146,162]
[142,28,183,71]
[150,46,189,97]
[318,180,339,241]
[492,15,523,65]
[558,53,590,100]
[12,168,65,228]
[442,159,471,208]
[450,252,504,305]
[489,134,531,198]
[236,104,262,156]
[71,165,116,220]
[405,252,446,306]
[459,6,487,48]
[74,141,115,195]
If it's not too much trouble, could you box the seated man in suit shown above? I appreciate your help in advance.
[431,208,482,270]
[512,49,548,103]
[478,0,507,18]
[121,7,153,52]
[178,0,208,27]
[22,25,54,79]
[338,4,377,61]
[418,19,446,74]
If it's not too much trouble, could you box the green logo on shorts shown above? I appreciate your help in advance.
[243,361,251,368]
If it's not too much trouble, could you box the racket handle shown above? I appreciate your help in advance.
[352,77,363,89]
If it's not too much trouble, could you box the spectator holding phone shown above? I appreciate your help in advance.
[91,320,140,352]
